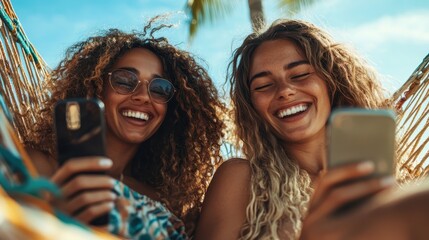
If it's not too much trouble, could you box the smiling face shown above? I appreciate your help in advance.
[102,48,167,148]
[249,39,331,144]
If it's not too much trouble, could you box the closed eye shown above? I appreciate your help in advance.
[253,83,274,91]
[291,72,312,80]
[117,81,134,87]
[114,81,135,90]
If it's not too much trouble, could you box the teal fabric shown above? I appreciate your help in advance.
[108,180,188,239]
[0,145,59,197]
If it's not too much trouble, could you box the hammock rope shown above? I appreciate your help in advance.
[393,53,429,181]
[0,0,50,143]
[0,0,41,66]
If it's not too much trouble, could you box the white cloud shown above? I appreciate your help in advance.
[337,10,429,50]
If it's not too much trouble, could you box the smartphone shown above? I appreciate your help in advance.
[54,98,106,165]
[54,98,109,225]
[328,108,396,177]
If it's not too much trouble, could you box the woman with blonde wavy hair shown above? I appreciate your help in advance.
[25,16,225,239]
[195,19,396,239]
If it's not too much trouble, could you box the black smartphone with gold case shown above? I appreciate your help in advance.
[54,98,109,225]
[54,98,106,165]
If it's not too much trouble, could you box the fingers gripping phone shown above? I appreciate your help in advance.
[54,98,109,226]
[328,108,396,176]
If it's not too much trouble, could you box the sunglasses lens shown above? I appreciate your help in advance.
[110,70,139,94]
[149,78,175,103]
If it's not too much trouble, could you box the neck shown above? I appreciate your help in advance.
[105,136,140,179]
[282,129,327,181]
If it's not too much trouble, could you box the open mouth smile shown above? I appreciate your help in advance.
[122,110,149,121]
[277,103,309,119]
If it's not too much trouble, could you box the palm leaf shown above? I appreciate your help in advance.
[185,0,231,41]
[278,0,315,14]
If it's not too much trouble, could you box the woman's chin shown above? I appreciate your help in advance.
[122,133,150,145]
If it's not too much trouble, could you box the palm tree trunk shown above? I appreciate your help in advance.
[248,0,265,32]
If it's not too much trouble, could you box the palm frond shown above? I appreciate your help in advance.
[278,0,315,14]
[185,0,231,41]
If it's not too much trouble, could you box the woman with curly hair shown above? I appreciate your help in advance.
[26,16,225,239]
[195,19,396,239]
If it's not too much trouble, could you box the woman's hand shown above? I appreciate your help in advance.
[50,157,117,225]
[300,161,395,240]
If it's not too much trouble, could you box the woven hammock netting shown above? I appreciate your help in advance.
[394,54,429,181]
[0,0,428,181]
[0,0,50,141]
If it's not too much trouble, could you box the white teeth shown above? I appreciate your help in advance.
[122,110,149,121]
[278,104,308,118]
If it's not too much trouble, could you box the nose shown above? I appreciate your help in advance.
[276,80,296,100]
[130,81,151,103]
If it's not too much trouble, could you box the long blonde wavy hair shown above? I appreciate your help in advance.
[25,16,225,236]
[228,19,391,239]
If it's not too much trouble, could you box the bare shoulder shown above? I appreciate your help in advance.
[215,157,251,179]
[195,158,251,240]
[25,147,57,177]
[219,157,250,168]
[208,158,251,195]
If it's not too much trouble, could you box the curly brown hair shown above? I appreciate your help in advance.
[26,16,225,235]
[228,19,392,239]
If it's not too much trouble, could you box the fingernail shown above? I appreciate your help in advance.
[380,176,396,187]
[357,161,375,173]
[110,192,118,199]
[107,202,115,209]
[99,158,113,167]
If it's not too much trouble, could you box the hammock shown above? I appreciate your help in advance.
[0,0,428,181]
[0,0,51,143]
[394,53,429,181]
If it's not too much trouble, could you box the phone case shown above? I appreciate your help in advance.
[54,98,106,165]
[54,98,108,226]
[327,108,396,176]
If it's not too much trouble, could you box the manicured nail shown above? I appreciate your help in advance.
[109,179,117,185]
[99,158,113,167]
[357,161,375,173]
[107,202,115,209]
[110,192,118,199]
[380,176,396,187]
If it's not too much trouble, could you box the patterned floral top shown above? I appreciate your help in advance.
[108,180,188,240]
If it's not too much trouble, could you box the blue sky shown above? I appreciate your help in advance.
[11,0,429,95]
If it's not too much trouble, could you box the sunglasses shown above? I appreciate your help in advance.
[108,69,176,103]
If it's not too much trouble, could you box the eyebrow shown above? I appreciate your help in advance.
[116,67,163,79]
[249,60,310,84]
[286,60,310,70]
